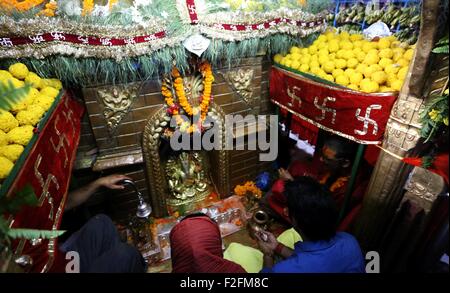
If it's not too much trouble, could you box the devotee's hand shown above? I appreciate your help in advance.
[95,174,132,190]
[255,231,278,256]
[278,168,294,181]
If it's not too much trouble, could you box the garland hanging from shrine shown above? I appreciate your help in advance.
[0,0,330,86]
[162,61,213,134]
[0,0,327,61]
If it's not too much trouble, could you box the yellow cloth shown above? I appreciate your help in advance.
[277,228,302,249]
[224,242,263,273]
[223,228,302,273]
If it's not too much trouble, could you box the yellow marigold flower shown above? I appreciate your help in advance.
[0,156,14,180]
[428,109,440,121]
[444,117,449,126]
[0,130,8,147]
[0,144,24,162]
[3,77,25,88]
[41,79,52,88]
[7,125,34,146]
[39,8,55,17]
[40,86,59,98]
[0,110,19,132]
[48,79,62,90]
[26,88,40,104]
[10,96,29,113]
[16,105,45,126]
[9,63,29,80]
[0,70,13,81]
[33,94,55,111]
[24,72,42,88]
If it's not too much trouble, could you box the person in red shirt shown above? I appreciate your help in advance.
[267,135,369,224]
[170,213,246,273]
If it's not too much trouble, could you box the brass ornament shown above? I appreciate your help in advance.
[143,106,172,218]
[403,167,445,212]
[96,83,141,135]
[142,102,230,218]
[222,68,255,106]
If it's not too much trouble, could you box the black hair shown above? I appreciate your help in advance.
[285,176,338,241]
[323,135,356,162]
[179,212,211,222]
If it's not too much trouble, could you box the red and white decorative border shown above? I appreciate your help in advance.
[0,0,328,60]
[0,31,166,47]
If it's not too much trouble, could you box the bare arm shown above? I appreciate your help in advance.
[65,174,131,211]
[263,254,275,269]
[275,243,294,259]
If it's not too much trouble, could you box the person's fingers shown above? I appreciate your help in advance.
[256,231,268,243]
[111,174,131,182]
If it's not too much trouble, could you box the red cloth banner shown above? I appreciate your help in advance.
[270,66,398,144]
[8,92,84,273]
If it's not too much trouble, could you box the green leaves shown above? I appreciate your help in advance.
[0,80,30,112]
[0,185,64,251]
[432,36,449,54]
[432,46,449,54]
[0,185,38,246]
[419,93,449,142]
[0,185,37,215]
[6,229,65,240]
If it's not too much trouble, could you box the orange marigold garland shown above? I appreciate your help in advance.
[37,0,57,17]
[0,0,45,11]
[162,61,214,134]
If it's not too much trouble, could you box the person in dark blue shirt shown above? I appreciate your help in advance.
[256,176,365,273]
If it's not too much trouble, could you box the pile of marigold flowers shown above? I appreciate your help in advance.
[234,181,262,199]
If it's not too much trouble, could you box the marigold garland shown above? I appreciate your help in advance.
[162,61,214,134]
[37,0,57,17]
[0,0,45,11]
